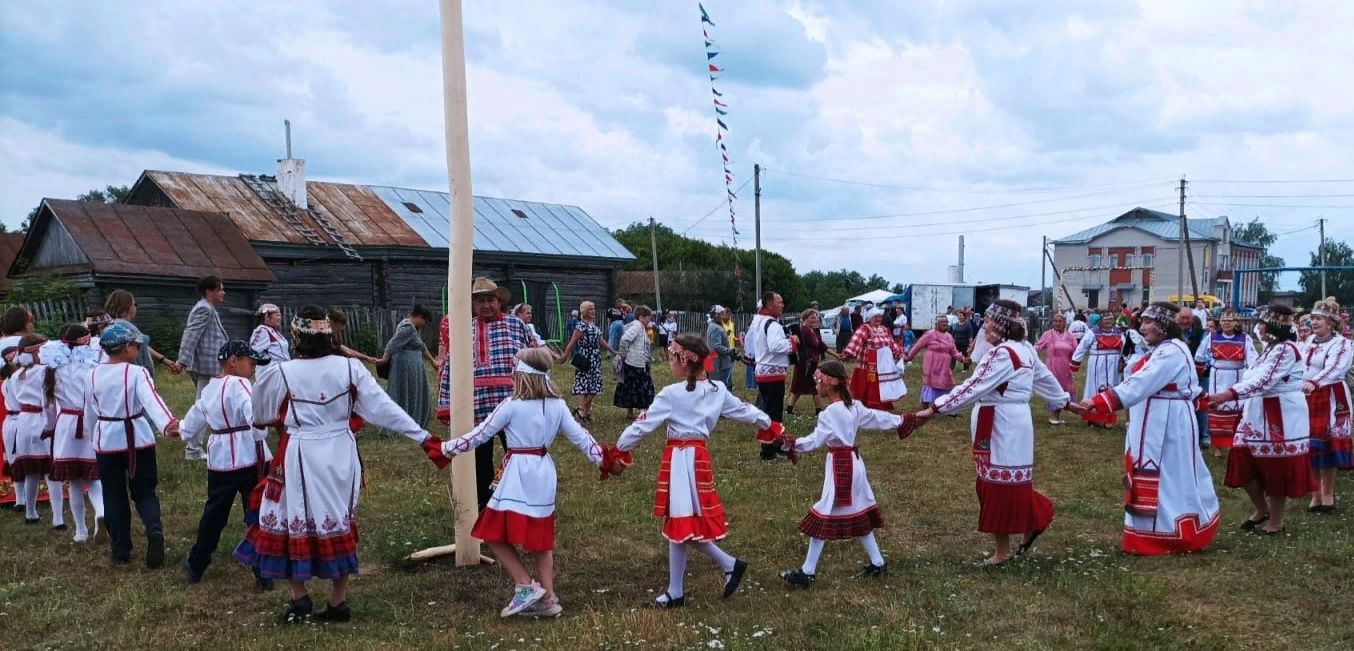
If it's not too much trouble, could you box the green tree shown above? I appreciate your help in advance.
[21,184,130,232]
[1299,240,1354,306]
[1233,218,1285,303]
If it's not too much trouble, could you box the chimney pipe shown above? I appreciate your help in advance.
[957,235,965,283]
[277,119,307,209]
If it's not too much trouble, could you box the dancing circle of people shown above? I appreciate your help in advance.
[1,277,1348,623]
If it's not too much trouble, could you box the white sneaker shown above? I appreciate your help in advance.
[500,583,547,618]
[516,594,563,618]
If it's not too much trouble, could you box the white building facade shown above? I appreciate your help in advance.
[1050,208,1263,310]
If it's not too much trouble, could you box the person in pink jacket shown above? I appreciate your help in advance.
[906,315,966,408]
[1035,313,1080,425]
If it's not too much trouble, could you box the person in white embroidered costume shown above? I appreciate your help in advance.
[232,305,451,625]
[1081,302,1220,555]
[41,326,105,543]
[180,340,275,589]
[777,360,910,588]
[1299,297,1352,512]
[249,303,291,370]
[745,291,796,460]
[1208,304,1314,536]
[87,323,180,568]
[6,334,58,526]
[440,348,624,619]
[617,333,777,608]
[1194,310,1258,456]
[905,300,1080,565]
[1071,311,1126,427]
[844,307,907,410]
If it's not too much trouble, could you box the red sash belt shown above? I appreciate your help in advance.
[654,439,716,517]
[60,407,84,439]
[505,447,548,458]
[828,445,859,507]
[19,404,43,413]
[98,411,146,477]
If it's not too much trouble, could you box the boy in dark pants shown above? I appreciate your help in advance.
[180,340,273,589]
[88,323,180,567]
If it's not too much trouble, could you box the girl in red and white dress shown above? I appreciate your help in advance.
[440,347,622,619]
[1195,311,1257,455]
[1208,304,1314,536]
[43,326,105,542]
[778,360,910,587]
[906,301,1080,564]
[843,308,907,410]
[1300,298,1352,512]
[6,334,62,527]
[617,333,775,608]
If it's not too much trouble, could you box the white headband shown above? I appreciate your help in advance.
[514,359,547,376]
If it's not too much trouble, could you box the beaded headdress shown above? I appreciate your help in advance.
[667,341,700,366]
[291,316,333,335]
[1259,307,1295,327]
[983,302,1025,330]
[1138,303,1178,327]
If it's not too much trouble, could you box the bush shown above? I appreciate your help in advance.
[345,323,380,357]
[140,315,187,359]
[7,274,79,305]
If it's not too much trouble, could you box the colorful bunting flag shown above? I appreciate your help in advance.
[700,3,745,304]
[700,3,714,25]
[708,64,723,73]
[715,107,728,115]
[707,51,718,60]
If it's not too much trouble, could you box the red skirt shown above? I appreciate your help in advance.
[975,479,1054,534]
[471,508,556,552]
[848,351,893,411]
[798,507,883,540]
[1207,412,1242,449]
[1223,447,1315,498]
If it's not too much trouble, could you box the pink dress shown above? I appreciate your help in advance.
[906,329,963,403]
[1036,329,1078,397]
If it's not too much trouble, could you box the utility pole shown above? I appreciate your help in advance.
[958,235,965,283]
[649,216,662,313]
[1320,217,1327,297]
[1041,236,1047,308]
[1180,179,1200,303]
[754,163,762,301]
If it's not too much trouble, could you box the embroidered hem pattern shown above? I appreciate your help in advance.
[798,506,883,540]
[662,513,729,543]
[233,521,361,581]
[1122,513,1219,555]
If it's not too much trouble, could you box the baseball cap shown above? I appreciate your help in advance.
[218,340,271,365]
[99,322,146,351]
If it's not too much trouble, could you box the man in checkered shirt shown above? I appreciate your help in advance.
[437,277,531,510]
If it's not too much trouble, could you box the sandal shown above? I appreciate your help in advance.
[644,591,686,609]
[1256,526,1286,536]
[1239,514,1270,531]
[1015,529,1045,556]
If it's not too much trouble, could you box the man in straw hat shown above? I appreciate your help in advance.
[436,277,532,510]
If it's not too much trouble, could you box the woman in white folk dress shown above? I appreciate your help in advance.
[43,326,106,542]
[1194,310,1257,456]
[905,301,1081,565]
[1082,302,1220,555]
[440,347,623,619]
[233,305,451,624]
[777,360,911,587]
[616,333,777,608]
[1300,297,1353,512]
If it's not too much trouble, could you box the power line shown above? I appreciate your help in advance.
[1191,178,1354,184]
[763,167,1170,194]
[1200,194,1354,199]
[678,177,753,234]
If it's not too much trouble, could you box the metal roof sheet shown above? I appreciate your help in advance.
[1052,207,1222,244]
[140,171,633,261]
[27,199,275,283]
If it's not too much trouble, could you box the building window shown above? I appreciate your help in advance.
[1125,254,1136,267]
[1218,253,1230,270]
[1090,254,1102,268]
[1141,288,1150,305]
[1086,289,1100,309]
[1142,253,1154,266]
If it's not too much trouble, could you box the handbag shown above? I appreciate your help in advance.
[375,358,391,380]
[613,355,626,382]
[570,351,590,372]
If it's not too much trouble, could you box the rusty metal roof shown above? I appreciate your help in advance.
[134,171,634,261]
[20,199,274,283]
[0,233,23,292]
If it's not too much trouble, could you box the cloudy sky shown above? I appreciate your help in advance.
[3,0,1353,291]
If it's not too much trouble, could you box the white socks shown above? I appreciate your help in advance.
[691,541,736,573]
[69,483,88,538]
[22,476,40,519]
[859,533,884,566]
[47,478,65,527]
[666,542,689,599]
[87,480,105,518]
[802,537,826,575]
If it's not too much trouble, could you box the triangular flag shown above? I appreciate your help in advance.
[710,75,719,82]
[703,28,711,39]
[709,64,723,73]
[712,88,723,97]
[700,3,714,25]
[707,51,718,60]
[716,131,722,141]
[714,98,728,107]
[726,174,733,183]
[705,39,714,47]
[719,142,727,151]
[717,118,728,130]
[715,107,728,115]
[728,189,737,199]
[722,153,729,163]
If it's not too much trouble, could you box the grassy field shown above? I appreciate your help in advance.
[3,358,1353,650]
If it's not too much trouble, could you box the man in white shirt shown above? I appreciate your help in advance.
[746,291,796,460]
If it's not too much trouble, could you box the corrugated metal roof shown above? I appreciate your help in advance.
[26,199,274,283]
[0,233,24,291]
[1052,207,1222,244]
[138,171,634,261]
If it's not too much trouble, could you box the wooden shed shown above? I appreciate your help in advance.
[8,199,275,337]
[125,169,635,342]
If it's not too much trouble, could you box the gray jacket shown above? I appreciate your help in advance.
[177,298,228,375]
[705,321,734,375]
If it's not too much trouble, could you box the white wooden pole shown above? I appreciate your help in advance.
[438,0,481,566]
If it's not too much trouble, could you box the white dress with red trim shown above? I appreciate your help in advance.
[233,356,430,581]
[441,397,604,552]
[934,341,1070,535]
[1071,327,1125,401]
[1195,332,1257,448]
[618,380,771,543]
[45,342,102,481]
[1093,339,1220,555]
[180,376,272,473]
[6,363,54,481]
[1301,334,1353,470]
[791,401,901,540]
[844,325,907,410]
[1222,342,1315,499]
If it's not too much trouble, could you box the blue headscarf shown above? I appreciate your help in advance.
[1088,313,1102,327]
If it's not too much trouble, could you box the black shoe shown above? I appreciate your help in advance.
[722,558,748,599]
[1016,529,1045,556]
[779,568,816,588]
[281,595,314,623]
[111,556,131,566]
[25,517,39,525]
[643,592,686,609]
[182,558,203,584]
[53,523,68,531]
[315,601,351,623]
[146,532,165,569]
[855,562,887,578]
[1240,514,1270,531]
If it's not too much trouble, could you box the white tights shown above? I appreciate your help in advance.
[67,480,104,537]
[800,533,886,575]
[664,540,738,600]
[47,478,64,526]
